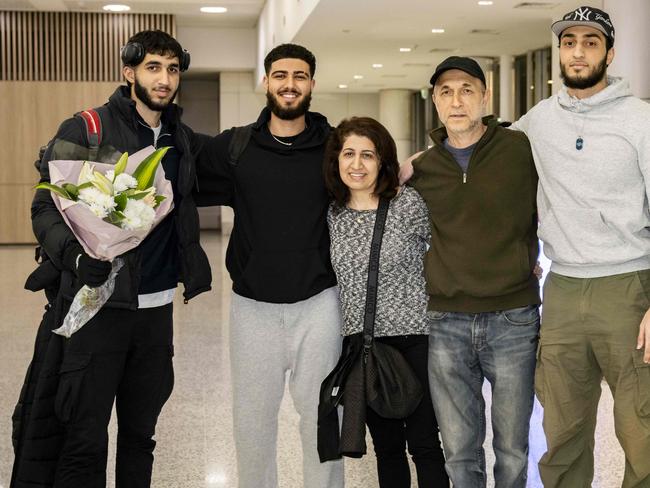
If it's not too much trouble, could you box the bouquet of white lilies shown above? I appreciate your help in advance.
[35,146,174,337]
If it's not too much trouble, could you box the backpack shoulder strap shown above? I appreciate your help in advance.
[227,124,254,167]
[77,108,103,160]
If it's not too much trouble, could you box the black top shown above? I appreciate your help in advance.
[196,107,337,303]
[132,114,180,294]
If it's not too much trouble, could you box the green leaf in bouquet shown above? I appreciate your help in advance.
[127,190,152,201]
[91,170,114,195]
[113,152,129,179]
[114,192,128,212]
[77,182,94,190]
[132,146,170,191]
[104,210,125,225]
[62,183,80,199]
[154,195,166,208]
[34,182,73,200]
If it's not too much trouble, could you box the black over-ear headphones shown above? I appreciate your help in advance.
[121,42,191,72]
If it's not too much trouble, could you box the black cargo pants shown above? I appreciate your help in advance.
[53,302,174,488]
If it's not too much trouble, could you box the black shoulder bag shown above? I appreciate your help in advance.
[363,197,423,418]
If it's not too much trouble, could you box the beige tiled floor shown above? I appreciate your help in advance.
[0,233,625,487]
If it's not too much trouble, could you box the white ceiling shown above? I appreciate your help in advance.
[295,0,590,91]
[0,0,265,27]
[2,0,599,90]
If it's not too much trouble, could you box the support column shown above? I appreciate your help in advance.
[379,89,412,162]
[603,0,650,100]
[499,54,514,122]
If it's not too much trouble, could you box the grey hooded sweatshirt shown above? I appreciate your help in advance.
[512,77,650,278]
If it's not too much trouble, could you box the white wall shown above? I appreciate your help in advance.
[311,92,380,126]
[220,72,379,136]
[177,26,257,72]
[255,0,322,87]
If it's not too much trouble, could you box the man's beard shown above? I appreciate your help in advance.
[134,77,177,112]
[560,56,607,90]
[266,90,312,120]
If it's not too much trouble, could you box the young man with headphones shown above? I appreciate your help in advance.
[23,30,210,487]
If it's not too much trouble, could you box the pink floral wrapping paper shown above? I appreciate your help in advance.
[47,146,174,260]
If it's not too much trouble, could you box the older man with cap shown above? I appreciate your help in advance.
[406,56,540,487]
[510,6,650,487]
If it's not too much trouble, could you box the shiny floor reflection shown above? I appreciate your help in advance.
[0,233,624,487]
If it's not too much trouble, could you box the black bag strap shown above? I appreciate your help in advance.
[228,124,253,166]
[362,197,390,352]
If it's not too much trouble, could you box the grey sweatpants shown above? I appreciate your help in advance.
[230,287,344,488]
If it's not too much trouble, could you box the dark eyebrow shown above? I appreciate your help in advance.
[561,32,603,41]
[271,69,310,77]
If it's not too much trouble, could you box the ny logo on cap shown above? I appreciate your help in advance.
[570,7,592,21]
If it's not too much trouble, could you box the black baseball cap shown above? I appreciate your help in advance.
[551,6,615,45]
[429,56,486,87]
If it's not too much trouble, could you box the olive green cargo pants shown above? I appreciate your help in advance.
[536,270,650,488]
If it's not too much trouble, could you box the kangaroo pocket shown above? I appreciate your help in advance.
[239,247,331,301]
[538,206,627,265]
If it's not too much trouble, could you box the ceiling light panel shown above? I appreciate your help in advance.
[103,4,131,12]
[200,6,228,14]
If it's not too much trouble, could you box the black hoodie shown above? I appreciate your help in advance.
[196,107,337,303]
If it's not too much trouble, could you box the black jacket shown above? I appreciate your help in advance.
[196,107,337,303]
[31,86,211,306]
[11,87,212,487]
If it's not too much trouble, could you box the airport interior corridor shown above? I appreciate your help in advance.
[0,233,626,487]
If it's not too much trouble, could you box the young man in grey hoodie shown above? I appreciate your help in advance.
[511,6,650,488]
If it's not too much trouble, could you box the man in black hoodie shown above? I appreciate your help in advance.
[197,44,343,488]
[17,31,210,487]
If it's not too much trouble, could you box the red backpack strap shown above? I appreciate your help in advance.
[78,108,102,160]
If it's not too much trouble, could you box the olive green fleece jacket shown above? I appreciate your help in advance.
[410,117,540,312]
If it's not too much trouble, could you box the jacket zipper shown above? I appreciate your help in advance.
[463,173,467,184]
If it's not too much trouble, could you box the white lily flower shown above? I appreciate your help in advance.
[77,162,95,185]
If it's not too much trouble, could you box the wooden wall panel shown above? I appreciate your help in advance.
[0,82,117,244]
[0,11,176,82]
[0,184,40,244]
[0,11,177,243]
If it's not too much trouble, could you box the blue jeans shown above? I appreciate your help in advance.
[427,305,539,488]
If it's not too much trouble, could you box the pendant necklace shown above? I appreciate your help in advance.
[571,113,587,151]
